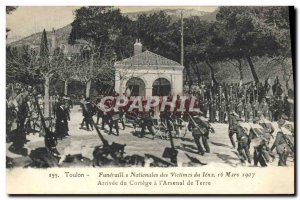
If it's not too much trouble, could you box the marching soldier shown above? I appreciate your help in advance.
[209,99,217,123]
[140,109,155,139]
[188,112,214,155]
[236,118,251,164]
[219,98,226,123]
[249,117,272,167]
[244,99,252,122]
[228,111,239,148]
[236,99,243,119]
[259,98,269,120]
[80,97,95,131]
[271,119,294,166]
[252,99,259,118]
[202,98,209,118]
[55,101,70,139]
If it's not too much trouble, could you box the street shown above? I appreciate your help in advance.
[7,105,294,168]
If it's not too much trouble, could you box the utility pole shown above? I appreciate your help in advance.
[180,10,184,66]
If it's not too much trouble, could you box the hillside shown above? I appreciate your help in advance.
[9,24,72,47]
[124,8,217,22]
[8,8,217,47]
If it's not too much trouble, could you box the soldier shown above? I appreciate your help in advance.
[236,99,243,119]
[271,119,294,166]
[249,117,272,167]
[252,99,259,118]
[81,97,95,131]
[236,118,251,164]
[109,110,120,136]
[244,99,252,122]
[55,101,70,139]
[188,112,214,155]
[209,99,216,123]
[259,98,269,120]
[202,98,209,118]
[140,110,155,139]
[219,98,226,123]
[228,111,239,148]
[183,81,190,95]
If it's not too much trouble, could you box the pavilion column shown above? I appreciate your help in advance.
[145,87,152,97]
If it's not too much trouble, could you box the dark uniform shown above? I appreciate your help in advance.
[271,119,294,166]
[236,121,251,164]
[252,100,259,118]
[219,99,226,123]
[236,100,243,119]
[248,119,271,167]
[244,101,251,122]
[55,104,70,139]
[188,115,213,155]
[259,99,269,120]
[81,98,95,131]
[209,100,216,123]
[228,112,238,148]
[140,110,155,138]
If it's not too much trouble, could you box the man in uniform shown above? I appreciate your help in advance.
[236,118,251,164]
[236,99,244,119]
[209,99,216,123]
[81,97,95,131]
[252,99,259,118]
[140,109,155,139]
[188,112,214,155]
[228,111,239,148]
[271,119,294,166]
[201,98,209,118]
[219,98,226,123]
[244,99,252,122]
[259,98,269,120]
[55,101,70,139]
[249,117,272,167]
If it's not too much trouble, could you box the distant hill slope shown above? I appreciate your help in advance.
[124,8,217,22]
[8,8,217,47]
[9,24,72,47]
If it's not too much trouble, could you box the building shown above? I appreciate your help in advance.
[114,40,184,97]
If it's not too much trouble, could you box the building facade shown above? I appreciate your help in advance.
[114,40,184,97]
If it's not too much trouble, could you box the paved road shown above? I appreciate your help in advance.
[7,105,294,168]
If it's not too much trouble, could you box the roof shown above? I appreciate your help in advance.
[115,50,182,67]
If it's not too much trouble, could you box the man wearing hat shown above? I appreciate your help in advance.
[249,117,272,167]
[228,111,239,148]
[188,111,214,155]
[236,118,251,164]
[270,118,294,166]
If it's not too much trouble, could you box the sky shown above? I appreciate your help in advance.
[6,6,217,43]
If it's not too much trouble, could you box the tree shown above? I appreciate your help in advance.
[216,7,291,83]
[69,6,133,59]
[72,48,114,98]
[134,11,179,62]
[29,29,66,117]
[56,57,75,96]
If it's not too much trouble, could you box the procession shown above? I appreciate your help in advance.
[6,6,294,169]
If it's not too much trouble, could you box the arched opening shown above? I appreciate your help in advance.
[152,78,171,96]
[126,77,145,96]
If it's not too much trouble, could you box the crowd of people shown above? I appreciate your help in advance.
[183,76,293,123]
[6,77,294,167]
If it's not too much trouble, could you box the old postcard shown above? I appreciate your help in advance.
[6,6,295,195]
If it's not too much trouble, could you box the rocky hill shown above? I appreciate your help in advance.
[8,8,217,47]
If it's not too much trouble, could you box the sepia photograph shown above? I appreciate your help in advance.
[5,5,295,195]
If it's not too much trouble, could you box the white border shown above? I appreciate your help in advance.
[1,1,298,200]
